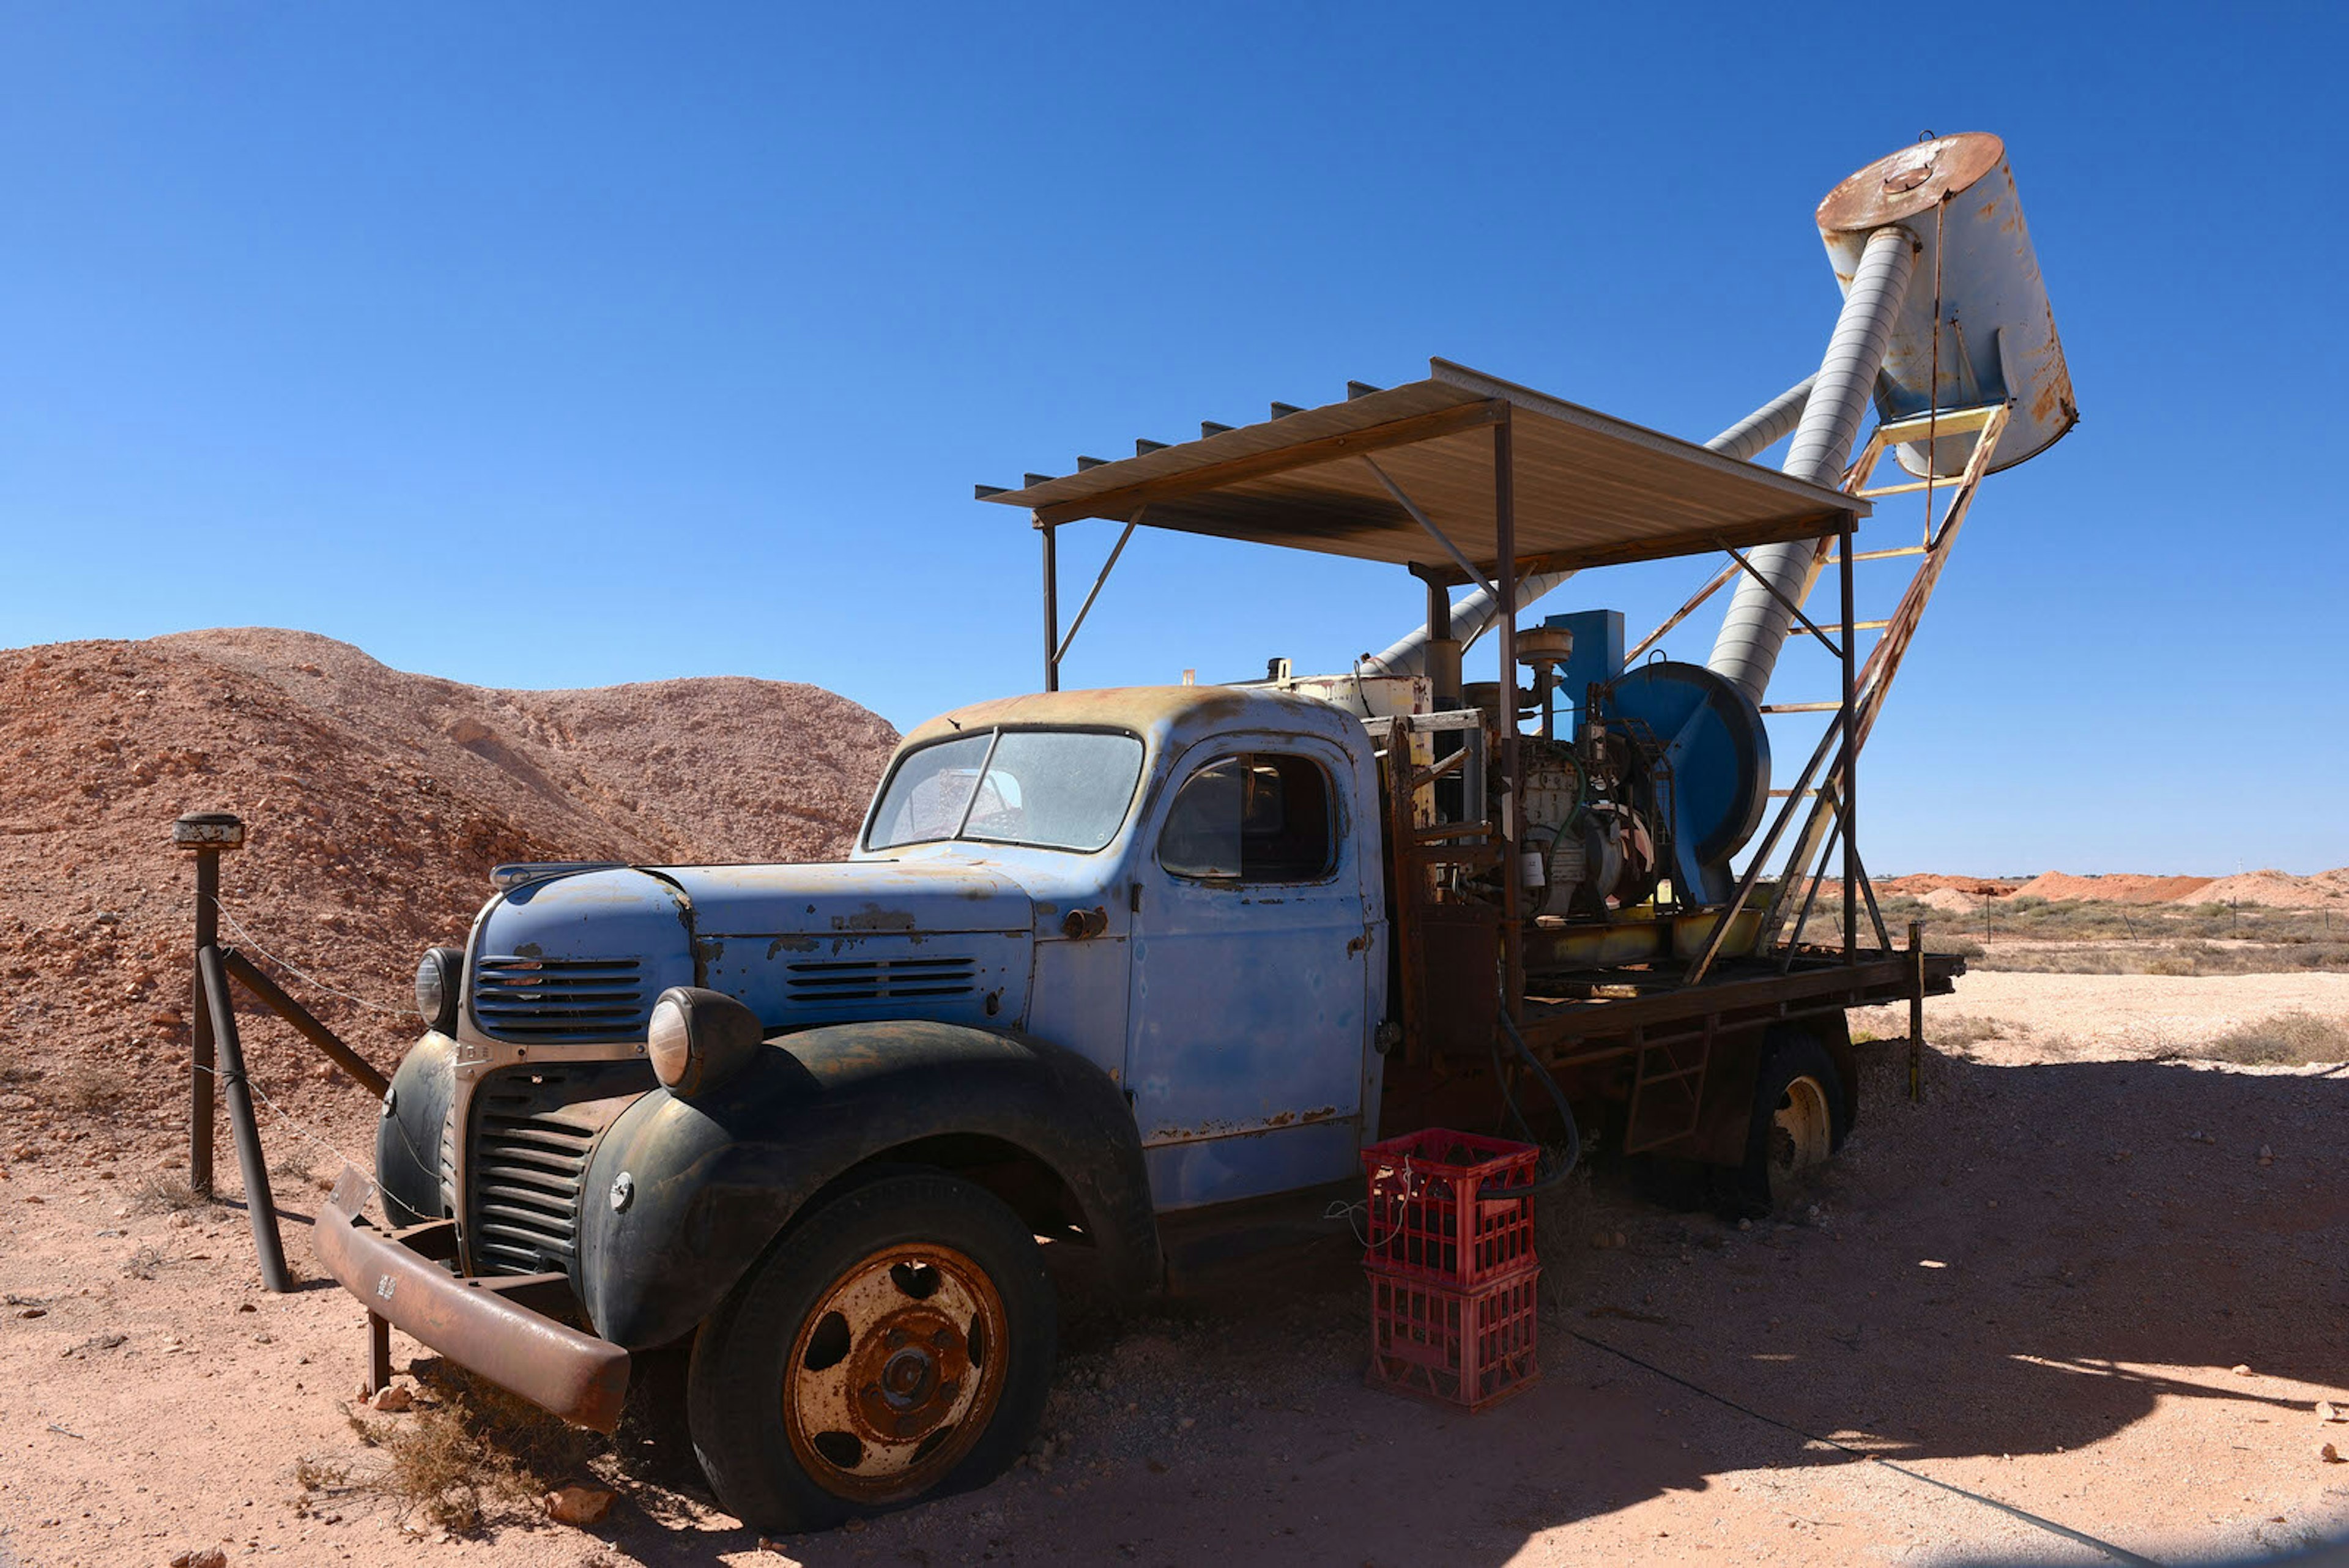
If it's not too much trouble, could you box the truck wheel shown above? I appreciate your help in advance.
[1719,1036,1850,1219]
[686,1171,1055,1534]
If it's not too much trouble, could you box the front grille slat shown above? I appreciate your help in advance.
[470,955,648,1044]
[461,1064,614,1278]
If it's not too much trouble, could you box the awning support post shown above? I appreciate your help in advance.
[1053,508,1146,669]
[1493,413,1523,1019]
[1363,456,1499,600]
[1039,516,1059,693]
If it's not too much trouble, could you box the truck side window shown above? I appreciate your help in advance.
[1158,753,1333,882]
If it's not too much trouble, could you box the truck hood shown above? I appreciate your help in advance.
[469,861,1037,1042]
[655,861,1033,937]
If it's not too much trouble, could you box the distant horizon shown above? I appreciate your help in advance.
[10,619,2339,881]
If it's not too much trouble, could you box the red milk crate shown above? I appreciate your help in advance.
[1365,1265,1540,1411]
[1360,1128,1539,1287]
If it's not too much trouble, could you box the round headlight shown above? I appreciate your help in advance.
[647,987,763,1099]
[414,946,465,1035]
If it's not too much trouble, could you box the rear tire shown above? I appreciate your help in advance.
[1717,1035,1850,1220]
[686,1172,1056,1533]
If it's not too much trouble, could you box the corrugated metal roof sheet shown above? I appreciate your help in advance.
[980,359,1865,579]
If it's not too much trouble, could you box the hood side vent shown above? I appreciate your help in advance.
[784,956,979,1006]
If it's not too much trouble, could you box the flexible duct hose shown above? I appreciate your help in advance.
[1706,226,1917,704]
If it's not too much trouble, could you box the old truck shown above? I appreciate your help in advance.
[318,132,2068,1533]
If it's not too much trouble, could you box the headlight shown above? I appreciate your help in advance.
[647,987,763,1099]
[414,946,465,1035]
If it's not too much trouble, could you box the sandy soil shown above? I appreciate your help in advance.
[5,968,2345,1568]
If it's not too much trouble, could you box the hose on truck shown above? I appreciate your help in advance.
[1490,1009,1583,1194]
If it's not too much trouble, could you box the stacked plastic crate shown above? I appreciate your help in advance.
[1360,1128,1541,1410]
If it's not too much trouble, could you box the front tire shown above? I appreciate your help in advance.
[686,1172,1056,1534]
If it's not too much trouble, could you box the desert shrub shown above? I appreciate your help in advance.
[328,1362,610,1533]
[1976,941,2349,977]
[2192,1011,2349,1067]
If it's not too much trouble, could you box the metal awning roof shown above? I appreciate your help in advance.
[978,359,1865,581]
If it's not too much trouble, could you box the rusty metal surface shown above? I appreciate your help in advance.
[976,359,1866,576]
[315,1168,631,1432]
[1816,134,2074,475]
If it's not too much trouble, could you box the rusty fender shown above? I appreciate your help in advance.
[576,1020,1159,1350]
[314,1169,631,1432]
[374,1030,456,1229]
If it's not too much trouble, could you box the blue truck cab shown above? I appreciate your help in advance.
[327,684,1417,1531]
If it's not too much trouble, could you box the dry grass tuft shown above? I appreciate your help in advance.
[51,1063,128,1114]
[134,1175,218,1214]
[327,1363,611,1533]
[2190,1011,2349,1068]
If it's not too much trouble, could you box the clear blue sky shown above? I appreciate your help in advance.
[4,4,2342,874]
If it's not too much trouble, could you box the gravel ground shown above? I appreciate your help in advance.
[5,966,2346,1567]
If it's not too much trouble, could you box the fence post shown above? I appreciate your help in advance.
[173,814,245,1195]
[1907,919,1926,1105]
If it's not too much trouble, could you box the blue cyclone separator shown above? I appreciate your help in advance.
[1601,661,1770,907]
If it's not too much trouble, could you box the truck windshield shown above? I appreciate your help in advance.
[866,729,1146,853]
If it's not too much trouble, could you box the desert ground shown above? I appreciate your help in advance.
[6,962,2345,1567]
[3,633,2345,1566]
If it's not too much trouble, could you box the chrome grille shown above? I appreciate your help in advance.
[466,1072,598,1277]
[470,955,647,1042]
[784,956,979,1005]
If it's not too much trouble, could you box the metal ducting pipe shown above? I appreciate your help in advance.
[1705,226,1916,703]
[1366,373,1819,677]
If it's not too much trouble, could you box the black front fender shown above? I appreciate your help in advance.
[576,1020,1157,1350]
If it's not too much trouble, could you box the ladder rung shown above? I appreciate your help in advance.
[1863,475,1986,499]
[1875,404,2005,444]
[1768,788,1822,798]
[1822,546,1928,563]
[1761,701,1844,714]
[1636,1064,1706,1085]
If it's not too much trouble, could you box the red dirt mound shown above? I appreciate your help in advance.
[2195,868,2349,910]
[1877,874,2023,899]
[2008,872,2217,905]
[0,629,898,1175]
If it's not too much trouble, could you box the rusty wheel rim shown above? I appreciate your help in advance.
[782,1242,1008,1504]
[1767,1074,1832,1198]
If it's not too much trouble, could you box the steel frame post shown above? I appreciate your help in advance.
[1841,516,1857,963]
[1493,414,1522,1018]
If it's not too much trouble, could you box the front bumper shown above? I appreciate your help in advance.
[315,1167,631,1432]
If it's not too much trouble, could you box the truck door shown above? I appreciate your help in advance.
[1125,735,1374,1208]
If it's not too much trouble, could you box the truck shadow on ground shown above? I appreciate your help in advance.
[597,1046,2348,1566]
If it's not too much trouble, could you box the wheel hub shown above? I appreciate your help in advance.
[782,1242,1006,1503]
